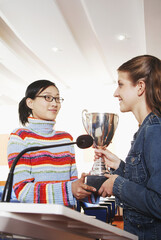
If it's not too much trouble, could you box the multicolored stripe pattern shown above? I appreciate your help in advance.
[7,117,78,206]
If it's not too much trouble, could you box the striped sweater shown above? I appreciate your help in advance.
[7,117,78,206]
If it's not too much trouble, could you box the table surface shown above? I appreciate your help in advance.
[0,203,138,240]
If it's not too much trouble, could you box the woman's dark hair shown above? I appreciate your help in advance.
[118,55,161,116]
[19,79,58,125]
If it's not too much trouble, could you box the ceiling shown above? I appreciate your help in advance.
[0,0,161,106]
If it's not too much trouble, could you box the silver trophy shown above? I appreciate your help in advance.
[82,109,119,190]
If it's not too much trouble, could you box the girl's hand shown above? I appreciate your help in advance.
[94,148,121,170]
[71,173,96,200]
[98,174,118,197]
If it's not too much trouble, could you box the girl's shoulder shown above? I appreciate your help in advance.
[10,127,32,139]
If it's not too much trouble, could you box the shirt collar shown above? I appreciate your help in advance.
[27,117,56,136]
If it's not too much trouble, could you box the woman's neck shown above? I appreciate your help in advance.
[134,105,151,126]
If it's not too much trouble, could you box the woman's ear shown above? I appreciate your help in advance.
[137,79,145,96]
[26,98,33,110]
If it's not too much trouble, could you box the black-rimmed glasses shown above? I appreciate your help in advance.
[36,95,64,103]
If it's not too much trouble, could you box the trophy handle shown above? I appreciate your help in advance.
[82,109,88,132]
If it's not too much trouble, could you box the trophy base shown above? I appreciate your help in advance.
[85,175,107,192]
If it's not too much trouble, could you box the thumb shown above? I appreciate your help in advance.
[81,172,88,181]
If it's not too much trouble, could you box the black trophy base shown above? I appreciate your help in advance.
[85,175,107,192]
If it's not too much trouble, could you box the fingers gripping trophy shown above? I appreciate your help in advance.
[82,109,119,191]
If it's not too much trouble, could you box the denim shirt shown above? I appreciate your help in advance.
[113,112,161,239]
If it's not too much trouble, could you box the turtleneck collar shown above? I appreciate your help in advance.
[27,117,56,136]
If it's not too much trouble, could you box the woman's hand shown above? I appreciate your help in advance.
[71,173,96,200]
[94,148,121,170]
[98,174,118,197]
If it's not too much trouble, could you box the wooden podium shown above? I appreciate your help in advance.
[0,203,138,240]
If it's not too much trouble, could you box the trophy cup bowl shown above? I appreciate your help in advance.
[82,109,119,191]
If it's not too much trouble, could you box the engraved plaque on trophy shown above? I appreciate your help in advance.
[82,109,119,191]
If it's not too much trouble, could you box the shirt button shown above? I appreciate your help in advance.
[131,157,135,163]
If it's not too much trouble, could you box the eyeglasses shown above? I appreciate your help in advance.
[36,95,64,103]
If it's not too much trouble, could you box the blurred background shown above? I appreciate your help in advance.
[0,0,160,180]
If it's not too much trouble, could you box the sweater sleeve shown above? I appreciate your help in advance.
[7,130,78,207]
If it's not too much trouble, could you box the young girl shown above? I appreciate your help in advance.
[95,55,161,239]
[7,79,96,206]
